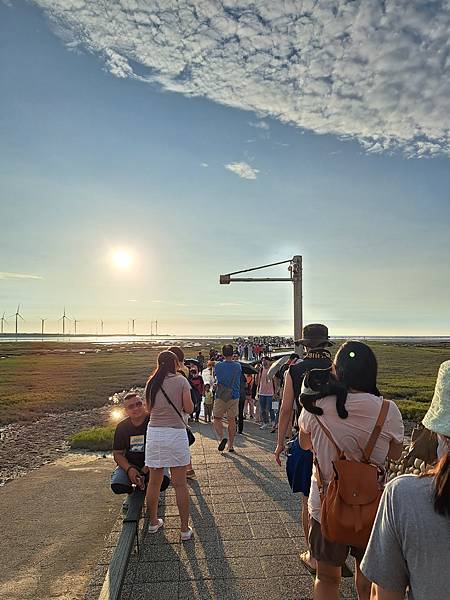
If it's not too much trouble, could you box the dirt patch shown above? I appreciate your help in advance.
[0,406,113,485]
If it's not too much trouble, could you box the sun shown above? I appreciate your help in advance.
[112,249,133,269]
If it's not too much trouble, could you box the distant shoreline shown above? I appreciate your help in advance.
[1,333,450,343]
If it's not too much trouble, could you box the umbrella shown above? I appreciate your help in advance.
[239,362,258,375]
[267,355,291,379]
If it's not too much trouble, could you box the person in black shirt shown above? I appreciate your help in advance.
[274,324,333,575]
[111,392,169,496]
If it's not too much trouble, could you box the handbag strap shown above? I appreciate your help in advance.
[362,398,390,463]
[160,386,187,429]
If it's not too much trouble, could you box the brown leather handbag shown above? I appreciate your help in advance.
[315,399,390,548]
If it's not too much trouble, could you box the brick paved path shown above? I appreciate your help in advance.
[120,421,357,600]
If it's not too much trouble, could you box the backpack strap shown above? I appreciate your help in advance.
[362,399,390,463]
[314,416,344,457]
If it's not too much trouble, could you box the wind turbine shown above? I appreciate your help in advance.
[11,305,24,335]
[73,319,79,335]
[58,307,71,335]
[130,318,135,335]
[100,319,104,335]
[1,312,8,334]
[40,318,46,335]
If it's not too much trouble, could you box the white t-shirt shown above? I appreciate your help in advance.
[299,393,404,522]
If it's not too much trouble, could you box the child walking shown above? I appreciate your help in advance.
[203,383,214,423]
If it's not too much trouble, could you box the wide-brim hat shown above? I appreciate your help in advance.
[422,360,450,437]
[295,323,333,348]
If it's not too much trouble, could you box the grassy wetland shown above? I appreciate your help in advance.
[0,339,449,426]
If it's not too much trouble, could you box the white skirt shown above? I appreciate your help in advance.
[145,426,190,468]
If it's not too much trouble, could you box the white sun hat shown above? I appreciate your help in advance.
[422,360,450,437]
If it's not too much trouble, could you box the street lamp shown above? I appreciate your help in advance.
[219,255,303,356]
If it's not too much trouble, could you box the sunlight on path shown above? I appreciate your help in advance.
[118,423,356,600]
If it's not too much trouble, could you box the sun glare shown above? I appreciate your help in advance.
[112,249,133,269]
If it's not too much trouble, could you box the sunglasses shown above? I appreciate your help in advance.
[126,400,143,410]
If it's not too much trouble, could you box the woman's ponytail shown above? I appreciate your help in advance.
[433,450,450,517]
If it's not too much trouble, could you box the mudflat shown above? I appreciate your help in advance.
[0,453,120,600]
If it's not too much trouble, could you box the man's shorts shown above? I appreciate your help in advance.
[213,398,239,419]
[309,517,365,567]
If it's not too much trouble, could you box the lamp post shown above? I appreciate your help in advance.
[219,255,303,356]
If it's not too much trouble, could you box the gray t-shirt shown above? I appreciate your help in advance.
[361,475,450,600]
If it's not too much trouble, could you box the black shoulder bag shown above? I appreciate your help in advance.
[160,386,196,446]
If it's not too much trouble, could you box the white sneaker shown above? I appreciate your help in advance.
[148,518,164,534]
[181,526,193,541]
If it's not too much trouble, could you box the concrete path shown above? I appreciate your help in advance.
[0,453,121,600]
[118,422,357,600]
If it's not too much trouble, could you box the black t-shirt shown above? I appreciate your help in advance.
[113,415,149,469]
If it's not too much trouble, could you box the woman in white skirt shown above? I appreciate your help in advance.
[145,350,194,540]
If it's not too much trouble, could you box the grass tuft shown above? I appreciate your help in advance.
[69,425,115,451]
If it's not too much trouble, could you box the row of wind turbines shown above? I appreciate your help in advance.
[0,306,159,336]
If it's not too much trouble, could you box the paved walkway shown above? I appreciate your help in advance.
[0,453,120,600]
[120,421,357,600]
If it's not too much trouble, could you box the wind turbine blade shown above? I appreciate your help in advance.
[19,314,25,321]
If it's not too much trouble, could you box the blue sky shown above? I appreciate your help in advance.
[1,1,449,336]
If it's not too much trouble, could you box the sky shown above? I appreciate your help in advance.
[1,0,449,336]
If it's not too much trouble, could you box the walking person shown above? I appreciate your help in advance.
[275,325,334,573]
[213,344,242,452]
[257,356,275,429]
[299,341,404,600]
[203,383,214,423]
[144,350,194,541]
[238,370,247,434]
[188,365,204,422]
[361,360,450,600]
[244,374,255,419]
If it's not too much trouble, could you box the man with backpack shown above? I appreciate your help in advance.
[275,324,335,573]
[213,344,242,452]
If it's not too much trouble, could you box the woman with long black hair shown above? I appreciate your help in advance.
[145,350,194,540]
[299,341,404,600]
[362,360,450,599]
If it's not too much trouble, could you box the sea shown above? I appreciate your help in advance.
[0,335,449,345]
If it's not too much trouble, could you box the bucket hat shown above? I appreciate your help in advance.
[422,360,450,437]
[295,323,333,348]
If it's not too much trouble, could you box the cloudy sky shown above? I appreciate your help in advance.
[1,0,449,336]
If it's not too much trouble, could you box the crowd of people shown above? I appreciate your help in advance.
[110,325,450,599]
[232,335,294,360]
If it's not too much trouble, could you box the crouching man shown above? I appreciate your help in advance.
[111,392,169,506]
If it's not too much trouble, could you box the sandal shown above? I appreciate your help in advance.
[300,551,317,575]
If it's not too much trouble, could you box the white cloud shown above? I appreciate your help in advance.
[33,1,450,157]
[0,272,43,280]
[152,299,163,303]
[249,120,270,130]
[225,162,259,180]
[127,299,137,302]
[200,162,208,167]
